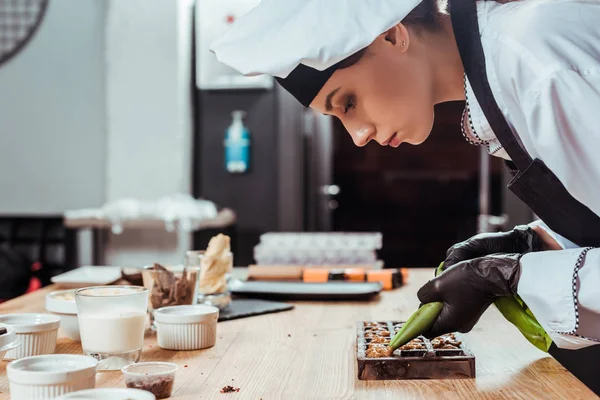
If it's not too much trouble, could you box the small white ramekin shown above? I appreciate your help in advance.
[0,313,60,359]
[7,354,97,400]
[154,305,218,350]
[45,289,80,341]
[0,323,21,360]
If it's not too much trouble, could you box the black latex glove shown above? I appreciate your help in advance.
[417,253,522,338]
[442,225,541,272]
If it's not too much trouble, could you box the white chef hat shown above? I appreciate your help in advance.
[210,0,423,107]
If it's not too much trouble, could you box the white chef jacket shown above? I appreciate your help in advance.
[462,0,600,349]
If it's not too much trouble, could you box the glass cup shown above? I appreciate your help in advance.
[75,286,148,370]
[141,264,200,329]
[187,250,233,310]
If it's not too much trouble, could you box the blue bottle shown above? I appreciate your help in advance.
[224,110,251,173]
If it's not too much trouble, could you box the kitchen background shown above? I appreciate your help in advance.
[0,0,533,300]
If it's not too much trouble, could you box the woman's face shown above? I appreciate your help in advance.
[310,25,436,148]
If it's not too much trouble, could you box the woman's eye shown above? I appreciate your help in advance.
[343,96,356,114]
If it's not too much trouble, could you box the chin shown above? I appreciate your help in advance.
[406,111,435,145]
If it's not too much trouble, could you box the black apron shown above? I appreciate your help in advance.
[450,0,600,394]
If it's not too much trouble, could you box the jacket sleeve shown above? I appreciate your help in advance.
[518,248,600,349]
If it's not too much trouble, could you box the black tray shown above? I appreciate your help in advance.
[229,279,381,301]
[218,298,294,321]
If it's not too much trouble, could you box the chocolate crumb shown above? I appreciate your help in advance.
[0,327,7,335]
[184,365,188,368]
[220,385,240,393]
[287,334,291,337]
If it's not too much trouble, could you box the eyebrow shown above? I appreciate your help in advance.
[325,86,342,112]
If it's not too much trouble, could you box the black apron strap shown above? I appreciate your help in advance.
[449,0,533,171]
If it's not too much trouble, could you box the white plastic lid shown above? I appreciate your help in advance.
[46,290,78,314]
[154,305,219,324]
[7,354,97,385]
[59,388,156,400]
[0,323,17,348]
[0,313,60,333]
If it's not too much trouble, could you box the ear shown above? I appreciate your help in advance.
[383,23,410,53]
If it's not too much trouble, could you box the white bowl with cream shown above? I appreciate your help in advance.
[154,305,218,350]
[59,388,156,400]
[0,313,60,359]
[46,289,80,341]
[7,354,97,400]
[0,323,21,360]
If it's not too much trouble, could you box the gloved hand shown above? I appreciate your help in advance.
[442,226,541,272]
[417,253,522,338]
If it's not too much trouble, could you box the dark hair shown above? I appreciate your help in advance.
[337,0,515,69]
[336,0,445,69]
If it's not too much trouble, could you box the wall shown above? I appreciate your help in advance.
[0,0,195,267]
[0,0,107,214]
[104,0,194,266]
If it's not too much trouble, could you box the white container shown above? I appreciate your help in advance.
[154,305,218,350]
[7,354,97,400]
[59,388,156,400]
[122,362,177,399]
[46,290,80,341]
[0,314,60,360]
[0,323,21,360]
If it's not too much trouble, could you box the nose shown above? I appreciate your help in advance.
[349,124,376,147]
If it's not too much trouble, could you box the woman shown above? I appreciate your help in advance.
[212,0,600,391]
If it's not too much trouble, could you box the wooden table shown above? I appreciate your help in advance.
[0,269,595,399]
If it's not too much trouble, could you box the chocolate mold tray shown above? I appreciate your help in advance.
[357,321,476,380]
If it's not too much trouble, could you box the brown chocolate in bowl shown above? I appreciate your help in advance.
[126,375,174,399]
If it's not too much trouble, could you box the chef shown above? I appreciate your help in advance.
[211,0,600,391]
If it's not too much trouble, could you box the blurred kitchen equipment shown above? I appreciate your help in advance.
[478,147,508,233]
[50,266,122,289]
[225,110,251,173]
[0,0,49,67]
[253,232,382,265]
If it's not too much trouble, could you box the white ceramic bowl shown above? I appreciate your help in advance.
[154,305,218,350]
[0,313,60,359]
[0,323,21,360]
[46,289,80,341]
[59,388,156,400]
[7,354,97,400]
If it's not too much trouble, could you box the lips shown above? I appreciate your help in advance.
[389,132,402,148]
[382,132,401,147]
